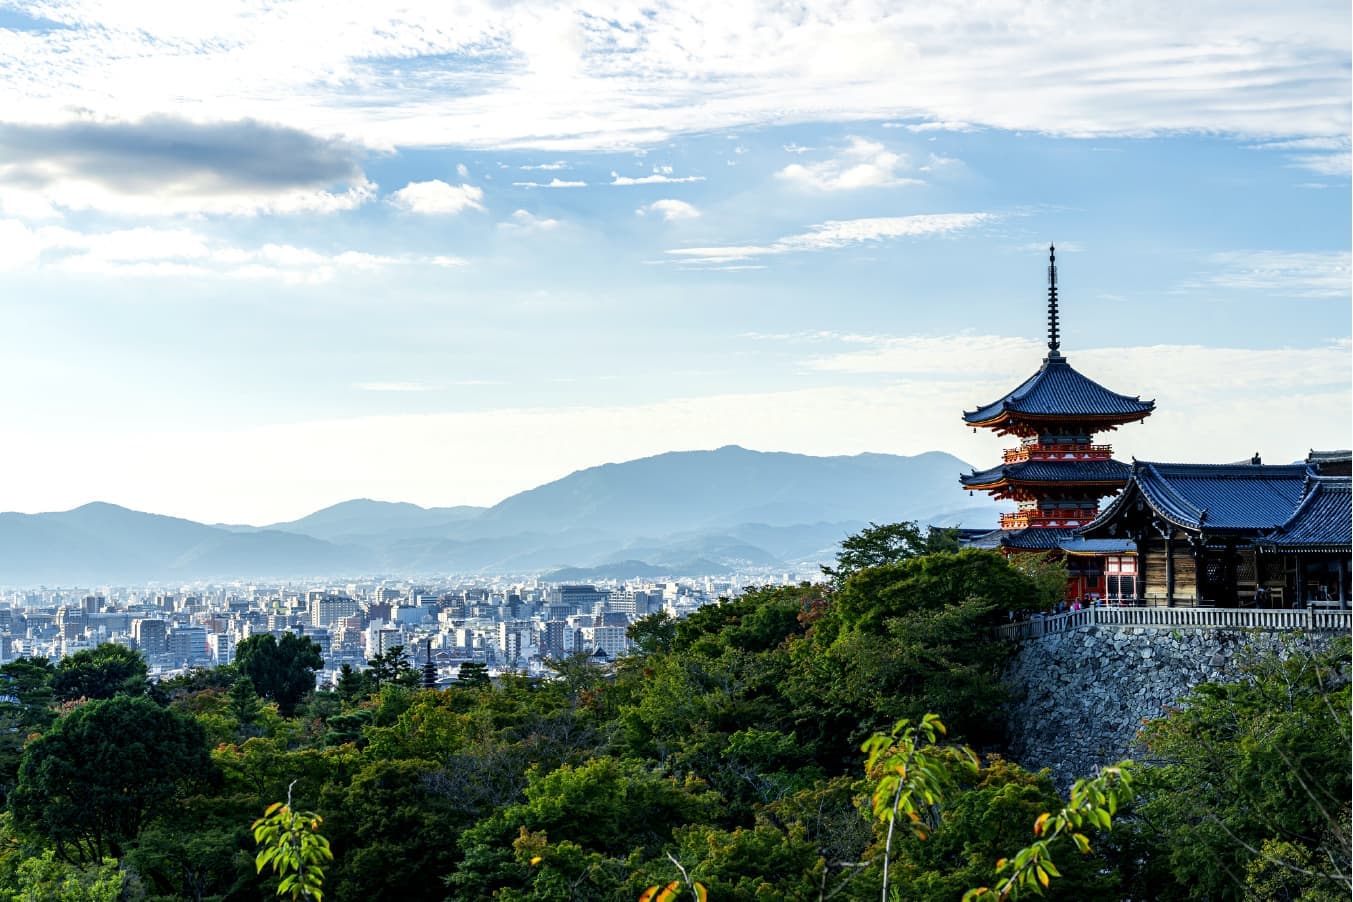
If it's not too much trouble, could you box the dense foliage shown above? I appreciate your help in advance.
[0,530,1345,901]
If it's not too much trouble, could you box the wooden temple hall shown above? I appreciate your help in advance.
[960,246,1352,609]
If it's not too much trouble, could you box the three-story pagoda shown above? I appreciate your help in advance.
[961,246,1155,596]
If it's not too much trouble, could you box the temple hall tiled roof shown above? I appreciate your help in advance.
[963,355,1155,426]
[1262,477,1352,551]
[961,458,1130,489]
[1085,461,1311,533]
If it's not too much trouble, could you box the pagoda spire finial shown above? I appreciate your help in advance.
[1046,243,1062,359]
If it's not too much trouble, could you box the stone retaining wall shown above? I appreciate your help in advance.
[1002,624,1338,783]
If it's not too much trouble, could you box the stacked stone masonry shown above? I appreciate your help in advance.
[1002,622,1344,785]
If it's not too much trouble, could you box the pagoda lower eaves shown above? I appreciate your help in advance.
[961,245,1154,595]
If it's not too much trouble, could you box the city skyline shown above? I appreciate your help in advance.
[0,1,1348,524]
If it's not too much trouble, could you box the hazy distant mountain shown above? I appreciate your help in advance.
[0,503,363,585]
[464,446,996,538]
[541,561,673,581]
[0,447,1004,584]
[262,499,485,542]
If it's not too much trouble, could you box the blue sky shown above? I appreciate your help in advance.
[0,0,1348,524]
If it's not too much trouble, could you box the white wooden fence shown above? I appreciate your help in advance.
[994,605,1352,642]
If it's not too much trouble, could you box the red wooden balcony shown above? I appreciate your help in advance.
[1001,508,1099,529]
[1004,443,1113,464]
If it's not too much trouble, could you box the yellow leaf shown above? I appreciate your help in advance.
[1033,813,1050,836]
[995,858,1007,870]
[639,888,659,902]
[694,883,709,902]
[529,856,542,866]
[656,881,682,902]
[1037,867,1049,889]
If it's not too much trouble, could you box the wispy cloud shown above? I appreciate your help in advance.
[512,178,587,188]
[387,179,484,214]
[1247,136,1351,177]
[637,199,700,221]
[797,331,1352,395]
[0,219,465,281]
[520,161,568,170]
[665,212,995,265]
[610,168,704,186]
[901,121,979,133]
[1188,250,1351,298]
[355,382,433,392]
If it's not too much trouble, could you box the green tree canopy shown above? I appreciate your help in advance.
[10,695,215,863]
[821,520,959,587]
[1122,637,1351,900]
[235,633,324,718]
[0,658,58,805]
[367,645,418,690]
[52,643,148,703]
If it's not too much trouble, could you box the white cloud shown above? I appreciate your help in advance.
[4,1,1341,153]
[499,209,561,232]
[388,179,484,214]
[610,171,705,186]
[783,143,814,154]
[666,212,994,265]
[0,117,378,217]
[8,336,1344,524]
[520,161,568,170]
[637,199,700,221]
[512,178,587,188]
[777,136,921,190]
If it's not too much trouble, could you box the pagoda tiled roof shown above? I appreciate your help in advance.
[1084,461,1311,534]
[961,458,1130,488]
[1059,537,1137,555]
[963,355,1155,426]
[964,527,1077,551]
[1262,476,1351,551]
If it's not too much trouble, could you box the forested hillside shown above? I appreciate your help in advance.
[0,539,1346,901]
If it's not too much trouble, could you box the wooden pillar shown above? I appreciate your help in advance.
[1294,559,1304,608]
[1192,539,1206,606]
[1165,534,1175,607]
[1134,529,1148,604]
[1338,558,1347,609]
[1224,543,1238,607]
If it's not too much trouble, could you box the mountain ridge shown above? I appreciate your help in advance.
[0,447,1004,584]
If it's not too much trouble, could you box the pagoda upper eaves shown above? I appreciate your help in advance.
[962,356,1156,436]
[963,244,1154,437]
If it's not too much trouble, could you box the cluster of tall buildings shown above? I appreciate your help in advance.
[0,577,735,685]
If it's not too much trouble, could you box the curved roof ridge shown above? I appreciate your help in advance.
[1135,461,1206,528]
[1264,474,1352,547]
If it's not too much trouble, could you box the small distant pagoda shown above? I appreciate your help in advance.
[961,245,1155,596]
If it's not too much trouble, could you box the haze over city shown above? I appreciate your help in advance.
[0,0,1348,525]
